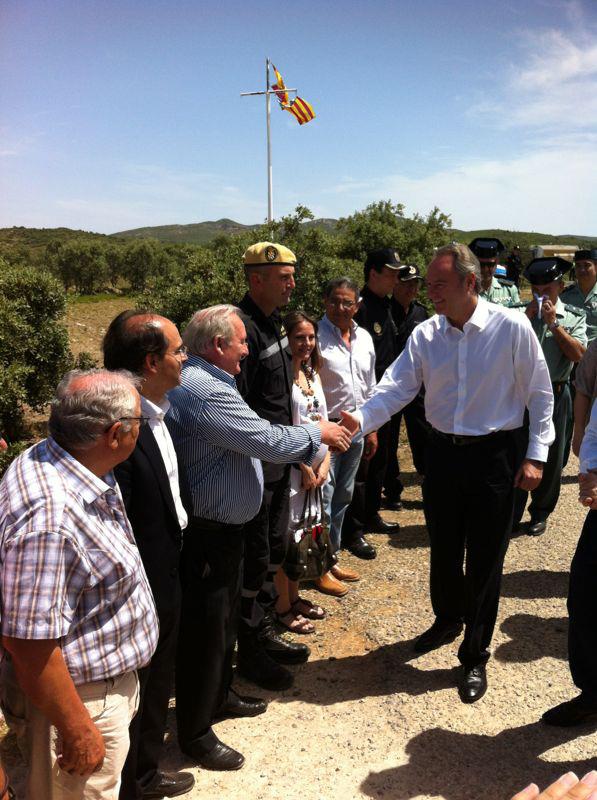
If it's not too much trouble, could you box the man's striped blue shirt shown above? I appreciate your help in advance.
[166,355,321,524]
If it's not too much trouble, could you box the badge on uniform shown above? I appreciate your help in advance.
[373,322,382,335]
[265,245,278,262]
[279,324,286,336]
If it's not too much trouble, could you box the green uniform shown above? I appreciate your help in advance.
[561,281,597,342]
[479,276,520,307]
[513,299,587,526]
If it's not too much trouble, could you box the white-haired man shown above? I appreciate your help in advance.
[0,369,158,800]
[342,244,554,703]
[167,305,350,771]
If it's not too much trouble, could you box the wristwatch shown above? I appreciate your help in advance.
[548,320,560,331]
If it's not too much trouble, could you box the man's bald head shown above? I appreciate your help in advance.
[103,310,171,375]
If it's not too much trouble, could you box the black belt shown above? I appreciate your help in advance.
[552,381,568,395]
[191,516,244,533]
[431,428,510,447]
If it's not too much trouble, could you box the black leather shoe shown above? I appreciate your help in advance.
[365,513,400,533]
[260,616,310,664]
[458,665,487,704]
[528,519,547,536]
[542,694,597,727]
[143,771,195,798]
[214,689,267,721]
[381,496,403,511]
[413,619,463,653]
[237,643,294,690]
[344,536,377,560]
[184,738,245,771]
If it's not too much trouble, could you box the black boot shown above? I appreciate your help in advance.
[259,613,310,665]
[237,623,293,690]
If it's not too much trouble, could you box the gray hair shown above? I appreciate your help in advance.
[433,243,481,293]
[183,304,240,355]
[323,276,360,299]
[49,368,140,450]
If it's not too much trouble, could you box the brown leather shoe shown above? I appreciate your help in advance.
[314,571,349,597]
[331,564,360,582]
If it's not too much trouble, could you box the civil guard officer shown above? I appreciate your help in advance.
[235,242,310,691]
[562,248,597,343]
[384,263,430,506]
[512,256,587,536]
[470,237,520,307]
[341,248,401,559]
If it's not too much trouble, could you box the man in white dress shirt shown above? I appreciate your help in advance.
[342,243,554,703]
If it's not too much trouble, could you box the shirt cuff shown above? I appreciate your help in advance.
[525,441,549,462]
[303,423,322,465]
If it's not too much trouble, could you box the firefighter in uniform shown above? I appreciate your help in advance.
[236,242,310,691]
[512,257,587,536]
[470,237,520,307]
[384,264,430,505]
[341,248,401,559]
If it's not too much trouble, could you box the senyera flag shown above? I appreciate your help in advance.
[270,63,316,125]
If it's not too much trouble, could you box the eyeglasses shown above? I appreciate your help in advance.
[104,416,150,432]
[166,345,188,358]
[326,299,359,310]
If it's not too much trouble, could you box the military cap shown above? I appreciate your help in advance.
[397,264,423,282]
[524,257,572,285]
[468,237,506,260]
[574,249,597,263]
[365,248,401,271]
[243,241,297,266]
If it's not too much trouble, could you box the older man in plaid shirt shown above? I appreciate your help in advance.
[0,369,158,800]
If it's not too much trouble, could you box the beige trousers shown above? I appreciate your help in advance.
[1,660,139,800]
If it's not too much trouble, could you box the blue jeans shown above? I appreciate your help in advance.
[323,439,364,553]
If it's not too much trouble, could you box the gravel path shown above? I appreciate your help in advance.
[3,447,592,799]
[156,448,593,800]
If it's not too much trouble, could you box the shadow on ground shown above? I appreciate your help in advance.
[384,524,429,550]
[495,614,568,663]
[501,569,569,599]
[360,721,596,800]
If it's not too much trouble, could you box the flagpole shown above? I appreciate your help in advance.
[266,58,273,226]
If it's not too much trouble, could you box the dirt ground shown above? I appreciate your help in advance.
[3,298,595,799]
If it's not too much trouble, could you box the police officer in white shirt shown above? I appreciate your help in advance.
[341,243,554,704]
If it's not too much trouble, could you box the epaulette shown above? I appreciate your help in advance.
[496,277,514,287]
[564,304,587,316]
[508,301,527,309]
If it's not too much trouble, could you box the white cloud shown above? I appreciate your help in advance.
[323,141,596,235]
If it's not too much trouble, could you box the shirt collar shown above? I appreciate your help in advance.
[321,313,357,340]
[185,353,236,386]
[46,436,116,506]
[361,285,390,306]
[439,297,489,333]
[141,394,170,421]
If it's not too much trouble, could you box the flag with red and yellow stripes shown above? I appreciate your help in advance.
[286,96,315,125]
[270,63,316,125]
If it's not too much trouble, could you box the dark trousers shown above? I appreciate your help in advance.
[384,393,430,498]
[240,468,290,629]
[120,595,181,799]
[513,383,572,525]
[176,518,244,750]
[341,421,392,543]
[568,510,597,698]
[422,428,524,668]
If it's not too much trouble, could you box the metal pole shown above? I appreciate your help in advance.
[266,58,273,226]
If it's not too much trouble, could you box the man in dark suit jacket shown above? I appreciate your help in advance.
[103,311,195,800]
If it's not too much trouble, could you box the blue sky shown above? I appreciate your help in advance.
[1,0,596,235]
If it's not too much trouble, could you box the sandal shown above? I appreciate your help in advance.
[275,608,315,634]
[291,597,326,620]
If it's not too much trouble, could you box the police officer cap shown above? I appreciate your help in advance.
[468,237,506,260]
[524,257,572,285]
[364,248,401,271]
[574,249,597,263]
[397,264,422,282]
[243,241,297,266]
